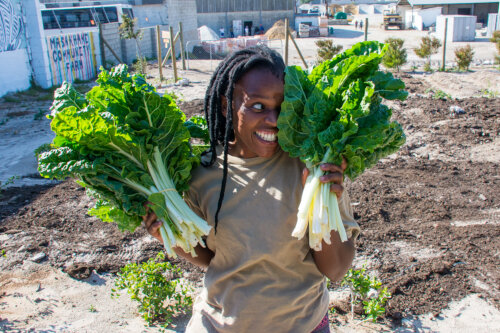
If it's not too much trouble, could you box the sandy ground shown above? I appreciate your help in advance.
[1,26,499,332]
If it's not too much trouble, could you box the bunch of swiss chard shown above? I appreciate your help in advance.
[38,65,211,257]
[277,41,407,250]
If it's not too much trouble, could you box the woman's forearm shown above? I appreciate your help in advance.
[173,245,215,269]
[312,230,356,282]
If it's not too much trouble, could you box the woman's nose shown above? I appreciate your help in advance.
[265,108,279,126]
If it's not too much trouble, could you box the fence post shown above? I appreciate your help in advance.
[169,25,178,82]
[179,22,186,70]
[442,18,448,71]
[284,18,289,66]
[288,27,308,69]
[99,23,106,67]
[364,18,368,41]
[156,25,163,82]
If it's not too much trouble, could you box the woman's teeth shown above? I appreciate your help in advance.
[256,131,277,142]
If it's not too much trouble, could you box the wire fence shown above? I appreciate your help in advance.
[184,38,284,72]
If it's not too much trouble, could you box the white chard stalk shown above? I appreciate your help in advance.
[292,148,348,250]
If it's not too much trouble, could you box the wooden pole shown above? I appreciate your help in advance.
[442,18,448,71]
[98,23,105,67]
[169,25,178,82]
[102,38,123,63]
[364,18,368,41]
[156,25,163,82]
[284,18,289,66]
[288,27,308,69]
[161,32,180,67]
[179,22,186,70]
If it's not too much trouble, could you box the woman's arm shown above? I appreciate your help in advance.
[312,233,355,282]
[143,212,214,268]
[303,161,356,282]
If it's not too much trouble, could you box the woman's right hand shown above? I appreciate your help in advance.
[142,206,163,243]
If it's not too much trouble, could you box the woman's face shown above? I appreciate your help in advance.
[224,67,284,159]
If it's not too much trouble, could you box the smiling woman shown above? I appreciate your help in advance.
[144,45,360,333]
[223,67,284,159]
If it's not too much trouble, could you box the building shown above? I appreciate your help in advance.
[196,0,295,37]
[398,0,499,25]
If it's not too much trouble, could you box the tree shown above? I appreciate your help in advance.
[382,38,407,72]
[119,14,146,74]
[414,36,441,71]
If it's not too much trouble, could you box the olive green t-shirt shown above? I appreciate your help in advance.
[184,149,360,333]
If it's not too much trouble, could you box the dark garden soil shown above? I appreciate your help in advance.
[0,76,499,327]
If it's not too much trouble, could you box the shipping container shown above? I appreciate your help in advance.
[436,15,476,42]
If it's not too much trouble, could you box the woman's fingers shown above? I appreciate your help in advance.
[142,202,162,242]
[319,163,345,199]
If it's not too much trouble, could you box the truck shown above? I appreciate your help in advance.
[383,10,403,30]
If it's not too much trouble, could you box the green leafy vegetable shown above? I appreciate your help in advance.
[277,41,407,249]
[38,65,211,257]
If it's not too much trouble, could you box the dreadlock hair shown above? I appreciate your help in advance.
[202,45,285,233]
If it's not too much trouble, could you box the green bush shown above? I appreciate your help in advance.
[414,36,441,71]
[111,252,193,328]
[454,44,474,71]
[315,39,343,62]
[341,266,391,322]
[382,38,407,72]
[490,31,500,65]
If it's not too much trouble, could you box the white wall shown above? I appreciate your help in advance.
[0,49,31,96]
[0,0,32,96]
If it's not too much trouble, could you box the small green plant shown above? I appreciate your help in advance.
[382,38,407,72]
[0,175,19,198]
[1,249,6,257]
[111,252,193,328]
[425,88,451,100]
[33,108,47,120]
[414,36,442,71]
[132,56,148,76]
[89,304,97,312]
[341,266,391,323]
[454,44,474,71]
[480,89,498,98]
[315,39,343,62]
[490,31,500,65]
[3,95,20,103]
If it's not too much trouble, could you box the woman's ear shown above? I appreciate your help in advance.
[221,96,228,117]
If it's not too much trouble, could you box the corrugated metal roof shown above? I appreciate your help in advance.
[407,0,498,5]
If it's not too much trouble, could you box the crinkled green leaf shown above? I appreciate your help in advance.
[278,41,406,179]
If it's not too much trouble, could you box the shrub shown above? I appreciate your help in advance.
[341,266,391,322]
[315,39,343,62]
[382,38,407,72]
[111,252,193,328]
[414,36,441,71]
[490,31,500,65]
[454,44,474,71]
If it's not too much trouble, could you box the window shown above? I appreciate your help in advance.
[41,11,59,29]
[122,8,134,19]
[104,7,118,22]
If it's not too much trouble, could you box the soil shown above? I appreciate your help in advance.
[1,69,499,331]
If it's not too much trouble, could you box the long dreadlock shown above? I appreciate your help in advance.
[201,45,285,233]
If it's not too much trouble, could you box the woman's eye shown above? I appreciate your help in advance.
[252,103,264,111]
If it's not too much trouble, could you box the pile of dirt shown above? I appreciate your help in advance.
[264,20,295,40]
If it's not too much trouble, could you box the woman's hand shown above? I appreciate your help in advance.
[142,205,163,243]
[302,157,347,198]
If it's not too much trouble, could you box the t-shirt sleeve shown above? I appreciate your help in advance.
[184,187,206,221]
[337,190,361,241]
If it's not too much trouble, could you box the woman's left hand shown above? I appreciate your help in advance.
[302,157,347,198]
